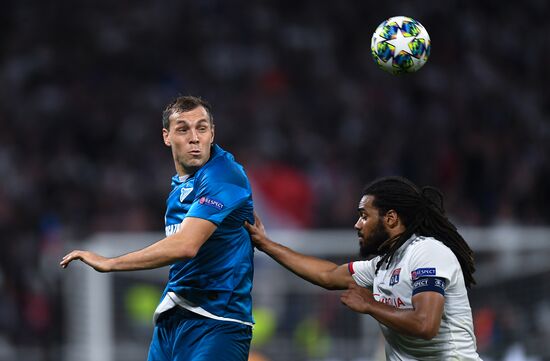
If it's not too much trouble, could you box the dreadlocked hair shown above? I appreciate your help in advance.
[363,176,476,288]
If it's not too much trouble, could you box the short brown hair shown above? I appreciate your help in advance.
[162,95,214,129]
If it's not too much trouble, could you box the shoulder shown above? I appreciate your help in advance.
[406,235,459,266]
[197,146,250,186]
[351,256,380,275]
[409,235,452,255]
[350,257,380,287]
[407,235,460,274]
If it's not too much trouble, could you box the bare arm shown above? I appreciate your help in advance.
[245,212,353,290]
[60,217,217,272]
[341,283,445,340]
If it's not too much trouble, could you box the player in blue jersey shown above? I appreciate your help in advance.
[60,96,255,361]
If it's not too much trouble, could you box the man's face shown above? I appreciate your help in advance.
[354,195,390,258]
[162,106,215,175]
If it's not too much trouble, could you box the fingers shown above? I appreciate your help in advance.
[59,250,82,268]
[60,253,73,268]
[244,212,266,232]
[340,283,359,304]
[60,257,71,268]
[253,211,263,227]
[245,212,263,230]
[340,291,352,306]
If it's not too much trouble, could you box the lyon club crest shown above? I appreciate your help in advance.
[389,268,401,286]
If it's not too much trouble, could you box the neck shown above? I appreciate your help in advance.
[175,163,198,178]
[389,224,407,239]
[378,228,408,254]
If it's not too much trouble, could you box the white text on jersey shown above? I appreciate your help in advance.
[165,223,181,236]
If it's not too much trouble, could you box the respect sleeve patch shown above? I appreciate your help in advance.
[412,277,446,296]
[198,196,224,210]
[411,267,436,280]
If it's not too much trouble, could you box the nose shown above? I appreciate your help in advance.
[354,218,362,230]
[189,129,199,143]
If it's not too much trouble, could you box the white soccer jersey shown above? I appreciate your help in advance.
[350,235,482,361]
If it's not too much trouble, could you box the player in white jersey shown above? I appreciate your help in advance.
[246,176,482,360]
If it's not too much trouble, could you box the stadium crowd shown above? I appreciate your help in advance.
[0,0,548,360]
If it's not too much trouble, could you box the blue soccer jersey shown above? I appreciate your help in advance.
[153,144,255,325]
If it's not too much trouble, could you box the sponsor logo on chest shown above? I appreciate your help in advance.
[375,294,406,308]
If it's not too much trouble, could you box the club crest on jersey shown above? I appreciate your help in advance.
[199,196,224,210]
[389,268,401,286]
[180,187,194,202]
[411,267,436,280]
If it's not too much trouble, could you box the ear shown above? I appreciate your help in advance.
[162,128,171,147]
[384,209,400,229]
[210,124,215,144]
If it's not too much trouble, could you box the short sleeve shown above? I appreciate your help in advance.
[186,167,251,226]
[408,238,459,293]
[349,259,377,288]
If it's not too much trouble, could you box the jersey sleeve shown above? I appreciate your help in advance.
[408,238,458,296]
[349,259,377,288]
[186,163,251,226]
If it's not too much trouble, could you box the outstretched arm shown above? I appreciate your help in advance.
[60,217,216,272]
[341,283,445,340]
[245,212,353,290]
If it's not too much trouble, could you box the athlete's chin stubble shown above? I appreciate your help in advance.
[359,221,390,258]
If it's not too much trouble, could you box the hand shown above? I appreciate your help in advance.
[60,250,112,272]
[244,212,268,249]
[340,282,376,314]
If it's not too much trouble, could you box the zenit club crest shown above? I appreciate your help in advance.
[180,187,193,202]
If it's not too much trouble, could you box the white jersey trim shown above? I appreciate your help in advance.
[153,291,254,327]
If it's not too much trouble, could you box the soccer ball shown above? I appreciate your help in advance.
[371,16,431,74]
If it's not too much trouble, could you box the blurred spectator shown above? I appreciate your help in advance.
[1,0,549,360]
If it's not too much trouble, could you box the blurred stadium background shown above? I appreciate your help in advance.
[0,0,549,360]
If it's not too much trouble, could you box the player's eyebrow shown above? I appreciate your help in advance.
[174,118,209,125]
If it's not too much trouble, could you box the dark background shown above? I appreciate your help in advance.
[0,0,548,360]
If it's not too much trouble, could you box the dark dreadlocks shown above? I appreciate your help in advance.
[363,176,476,288]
